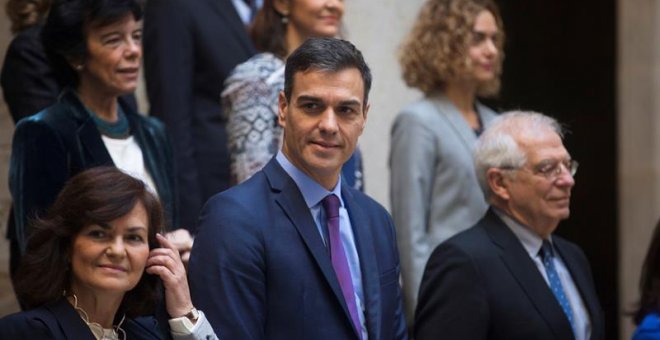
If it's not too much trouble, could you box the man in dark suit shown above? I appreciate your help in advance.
[142,0,255,230]
[415,111,605,340]
[189,38,408,340]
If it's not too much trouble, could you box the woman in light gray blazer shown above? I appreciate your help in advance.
[390,0,506,322]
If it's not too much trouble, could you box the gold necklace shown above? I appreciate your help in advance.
[69,293,126,340]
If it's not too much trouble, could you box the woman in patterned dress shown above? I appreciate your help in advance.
[222,0,364,190]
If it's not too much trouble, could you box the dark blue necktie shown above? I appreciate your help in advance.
[540,240,575,333]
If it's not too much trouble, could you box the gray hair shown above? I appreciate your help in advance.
[474,110,564,200]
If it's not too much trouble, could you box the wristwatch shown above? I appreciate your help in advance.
[183,307,200,323]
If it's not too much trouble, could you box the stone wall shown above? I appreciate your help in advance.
[0,0,19,315]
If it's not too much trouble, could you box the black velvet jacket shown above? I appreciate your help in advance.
[8,89,178,252]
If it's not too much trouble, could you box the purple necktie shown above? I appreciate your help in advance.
[322,194,362,339]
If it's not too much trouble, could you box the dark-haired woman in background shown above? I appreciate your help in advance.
[633,218,660,339]
[222,0,364,189]
[0,167,216,339]
[389,0,504,322]
[1,0,58,122]
[8,0,190,281]
[1,0,137,123]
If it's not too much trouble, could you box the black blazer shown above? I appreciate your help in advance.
[9,89,177,253]
[0,24,59,123]
[143,0,255,230]
[0,24,137,124]
[0,298,163,339]
[188,159,408,339]
[415,208,605,340]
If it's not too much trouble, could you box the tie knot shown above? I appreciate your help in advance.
[540,240,554,260]
[322,194,340,219]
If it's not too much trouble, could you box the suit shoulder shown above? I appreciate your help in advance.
[199,172,272,226]
[395,98,438,122]
[439,223,492,256]
[4,25,44,56]
[14,108,60,132]
[15,102,80,132]
[0,309,55,338]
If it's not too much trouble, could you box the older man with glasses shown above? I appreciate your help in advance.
[415,111,605,340]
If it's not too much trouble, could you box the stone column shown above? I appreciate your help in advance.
[618,0,660,338]
[0,0,19,315]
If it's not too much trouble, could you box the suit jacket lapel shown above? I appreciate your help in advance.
[61,90,114,168]
[483,210,575,340]
[46,298,96,340]
[263,160,356,331]
[431,94,478,155]
[342,186,381,340]
[127,110,163,197]
[476,101,498,127]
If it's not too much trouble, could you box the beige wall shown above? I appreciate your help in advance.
[618,0,660,338]
[343,0,425,210]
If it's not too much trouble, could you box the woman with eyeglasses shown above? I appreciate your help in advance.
[0,167,216,339]
[389,0,505,322]
[8,0,193,286]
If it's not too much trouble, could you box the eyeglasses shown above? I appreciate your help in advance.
[502,159,579,181]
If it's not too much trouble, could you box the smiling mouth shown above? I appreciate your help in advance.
[312,140,340,148]
[117,68,139,75]
[98,264,128,272]
[320,16,339,23]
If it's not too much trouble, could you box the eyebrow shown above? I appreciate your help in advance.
[99,31,122,40]
[295,95,362,107]
[338,99,362,107]
[127,226,148,233]
[93,223,146,232]
[472,30,499,36]
[296,95,322,103]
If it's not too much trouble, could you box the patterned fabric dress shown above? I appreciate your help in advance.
[222,53,285,184]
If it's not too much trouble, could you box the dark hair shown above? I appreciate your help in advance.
[249,0,287,59]
[6,0,52,34]
[634,218,660,324]
[41,0,142,87]
[284,38,372,105]
[14,166,164,317]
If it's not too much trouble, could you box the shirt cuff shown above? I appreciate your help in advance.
[168,310,206,335]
